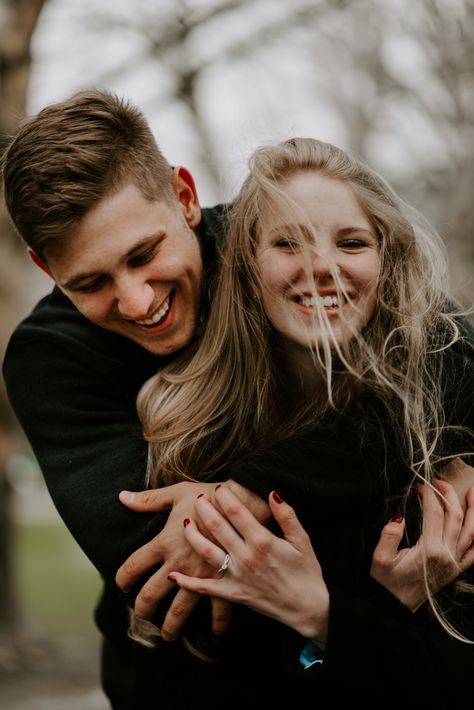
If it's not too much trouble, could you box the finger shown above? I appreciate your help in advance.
[194,490,253,555]
[210,597,233,635]
[168,571,229,600]
[182,517,231,572]
[159,588,204,642]
[371,514,406,567]
[267,490,313,552]
[420,482,445,547]
[210,485,277,549]
[133,568,177,620]
[119,487,174,511]
[457,486,474,567]
[432,479,463,553]
[115,538,163,591]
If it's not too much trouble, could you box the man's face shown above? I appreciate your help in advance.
[42,179,203,355]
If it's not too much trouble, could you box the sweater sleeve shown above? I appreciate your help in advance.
[2,321,168,595]
[302,581,474,704]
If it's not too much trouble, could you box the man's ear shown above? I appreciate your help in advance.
[28,248,53,278]
[171,166,201,228]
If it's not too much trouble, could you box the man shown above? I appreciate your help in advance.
[3,90,472,707]
[1,89,252,705]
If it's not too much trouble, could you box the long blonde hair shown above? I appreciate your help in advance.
[139,138,465,484]
[137,138,473,642]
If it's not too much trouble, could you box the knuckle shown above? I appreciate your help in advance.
[206,517,224,538]
[147,540,164,558]
[121,556,141,580]
[212,608,231,624]
[225,500,242,518]
[139,586,159,607]
[253,535,272,556]
[168,601,191,619]
[371,549,386,567]
[242,555,258,573]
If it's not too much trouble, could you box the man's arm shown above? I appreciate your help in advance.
[3,294,264,633]
[3,317,164,587]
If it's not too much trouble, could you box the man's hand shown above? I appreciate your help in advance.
[371,479,474,611]
[116,480,271,640]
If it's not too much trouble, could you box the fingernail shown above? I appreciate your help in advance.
[272,490,283,504]
[391,513,403,523]
[168,575,176,583]
[183,518,190,527]
[119,490,135,502]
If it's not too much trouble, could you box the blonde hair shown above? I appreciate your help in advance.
[137,138,473,644]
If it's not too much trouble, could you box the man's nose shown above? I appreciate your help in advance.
[116,278,155,319]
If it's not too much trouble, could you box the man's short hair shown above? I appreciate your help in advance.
[2,89,174,260]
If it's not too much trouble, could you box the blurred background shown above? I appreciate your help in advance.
[0,0,473,707]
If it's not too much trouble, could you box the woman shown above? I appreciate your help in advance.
[133,138,474,702]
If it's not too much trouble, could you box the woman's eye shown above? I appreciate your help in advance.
[339,239,367,249]
[274,238,300,250]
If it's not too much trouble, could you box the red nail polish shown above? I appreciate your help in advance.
[183,518,190,527]
[272,490,283,504]
[391,513,403,523]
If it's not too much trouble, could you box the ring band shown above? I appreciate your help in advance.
[217,552,230,575]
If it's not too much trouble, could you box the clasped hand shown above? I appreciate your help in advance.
[115,480,271,640]
[117,476,474,641]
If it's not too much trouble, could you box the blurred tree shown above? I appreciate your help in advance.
[81,0,473,309]
[0,0,47,672]
[299,0,474,309]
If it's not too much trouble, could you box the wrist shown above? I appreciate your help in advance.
[297,591,329,650]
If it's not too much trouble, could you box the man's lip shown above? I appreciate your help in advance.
[131,290,173,325]
[132,290,175,333]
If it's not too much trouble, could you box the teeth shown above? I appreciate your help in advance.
[298,294,339,308]
[136,295,171,325]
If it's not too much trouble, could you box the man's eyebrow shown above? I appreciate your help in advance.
[61,231,166,290]
[125,231,166,257]
[62,271,103,291]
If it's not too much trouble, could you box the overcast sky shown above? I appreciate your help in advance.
[27,0,437,206]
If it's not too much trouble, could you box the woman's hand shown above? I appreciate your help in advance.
[168,486,330,649]
[371,479,474,611]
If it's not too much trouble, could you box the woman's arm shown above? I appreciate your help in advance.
[167,482,474,639]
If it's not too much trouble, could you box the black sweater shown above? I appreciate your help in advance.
[3,206,474,707]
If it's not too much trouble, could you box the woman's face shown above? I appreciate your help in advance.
[256,171,381,351]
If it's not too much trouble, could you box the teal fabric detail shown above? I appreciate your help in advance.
[299,639,325,669]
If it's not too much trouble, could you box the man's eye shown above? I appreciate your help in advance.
[130,245,158,267]
[74,278,105,293]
